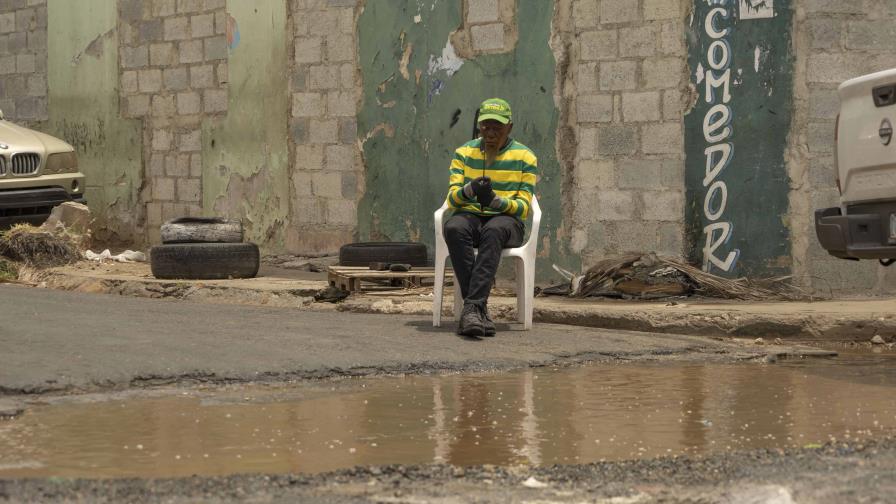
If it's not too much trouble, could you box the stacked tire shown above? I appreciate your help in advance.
[150,217,260,280]
[338,242,429,267]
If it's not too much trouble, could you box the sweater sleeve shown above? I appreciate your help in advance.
[490,154,537,219]
[446,149,474,209]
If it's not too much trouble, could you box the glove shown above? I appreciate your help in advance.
[473,177,496,207]
[462,177,481,200]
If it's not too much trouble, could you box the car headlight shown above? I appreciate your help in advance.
[45,151,78,174]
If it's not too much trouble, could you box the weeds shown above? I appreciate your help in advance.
[0,224,81,268]
[0,257,16,282]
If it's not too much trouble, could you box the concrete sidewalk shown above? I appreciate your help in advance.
[18,261,896,343]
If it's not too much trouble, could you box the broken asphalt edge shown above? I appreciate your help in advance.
[16,264,896,344]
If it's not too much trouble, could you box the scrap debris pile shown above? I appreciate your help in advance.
[0,223,82,267]
[0,202,91,268]
[263,254,338,272]
[547,253,811,301]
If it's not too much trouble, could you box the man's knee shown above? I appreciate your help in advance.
[444,216,472,241]
[479,226,503,241]
[480,220,513,243]
[483,217,523,246]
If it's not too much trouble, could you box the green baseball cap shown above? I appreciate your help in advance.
[478,98,512,124]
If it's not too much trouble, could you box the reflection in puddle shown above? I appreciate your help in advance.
[2,355,896,479]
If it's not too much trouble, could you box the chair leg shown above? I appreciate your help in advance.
[523,255,535,329]
[515,258,526,326]
[433,251,447,327]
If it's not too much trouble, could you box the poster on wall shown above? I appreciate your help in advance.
[739,0,774,20]
[684,0,793,277]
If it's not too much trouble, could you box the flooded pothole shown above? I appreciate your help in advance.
[2,353,895,479]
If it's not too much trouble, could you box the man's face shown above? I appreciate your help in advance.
[479,119,513,151]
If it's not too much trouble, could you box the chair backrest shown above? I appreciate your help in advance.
[520,194,541,250]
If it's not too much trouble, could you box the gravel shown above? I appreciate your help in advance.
[2,437,895,503]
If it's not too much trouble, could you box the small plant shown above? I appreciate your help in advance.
[0,258,17,282]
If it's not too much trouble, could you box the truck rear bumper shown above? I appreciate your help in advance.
[815,206,896,260]
[0,186,85,228]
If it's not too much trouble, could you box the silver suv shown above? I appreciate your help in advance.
[0,109,85,228]
[816,68,896,263]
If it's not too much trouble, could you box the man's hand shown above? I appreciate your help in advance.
[473,177,496,207]
[462,177,482,200]
[463,176,492,203]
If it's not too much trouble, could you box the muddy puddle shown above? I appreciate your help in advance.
[2,352,896,479]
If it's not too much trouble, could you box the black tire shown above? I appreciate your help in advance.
[151,243,260,280]
[339,242,429,267]
[160,217,243,244]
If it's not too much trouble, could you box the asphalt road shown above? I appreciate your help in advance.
[0,285,766,395]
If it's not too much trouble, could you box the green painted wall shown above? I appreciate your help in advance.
[202,0,289,250]
[356,1,564,278]
[684,0,793,277]
[45,0,143,244]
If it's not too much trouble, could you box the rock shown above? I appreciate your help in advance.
[41,202,92,235]
[871,335,886,345]
[522,476,548,488]
[313,286,349,303]
[280,260,312,270]
[0,399,24,418]
[754,338,765,345]
[309,256,339,272]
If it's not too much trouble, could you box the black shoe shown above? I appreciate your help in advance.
[457,303,485,337]
[480,305,496,337]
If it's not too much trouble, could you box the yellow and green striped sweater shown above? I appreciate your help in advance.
[446,138,537,219]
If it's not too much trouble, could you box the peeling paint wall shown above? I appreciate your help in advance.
[6,0,896,294]
[202,0,289,248]
[356,0,564,279]
[45,0,143,244]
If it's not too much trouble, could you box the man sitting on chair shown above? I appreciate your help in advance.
[443,98,538,337]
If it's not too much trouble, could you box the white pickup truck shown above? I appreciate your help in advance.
[815,68,896,264]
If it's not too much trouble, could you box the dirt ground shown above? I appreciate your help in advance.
[18,260,896,342]
[3,269,895,503]
[1,438,894,503]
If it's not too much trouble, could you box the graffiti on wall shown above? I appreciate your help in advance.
[685,0,793,277]
[698,3,739,273]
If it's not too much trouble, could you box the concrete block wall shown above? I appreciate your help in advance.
[0,0,46,123]
[288,0,363,254]
[791,1,896,294]
[566,0,688,267]
[451,0,518,56]
[117,0,229,243]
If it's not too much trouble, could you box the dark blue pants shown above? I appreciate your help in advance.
[444,213,525,308]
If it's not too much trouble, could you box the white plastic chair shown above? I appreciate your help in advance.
[432,195,542,330]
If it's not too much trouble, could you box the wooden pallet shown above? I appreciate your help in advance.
[327,266,448,293]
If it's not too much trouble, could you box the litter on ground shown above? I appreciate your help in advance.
[84,249,147,263]
[547,253,812,301]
